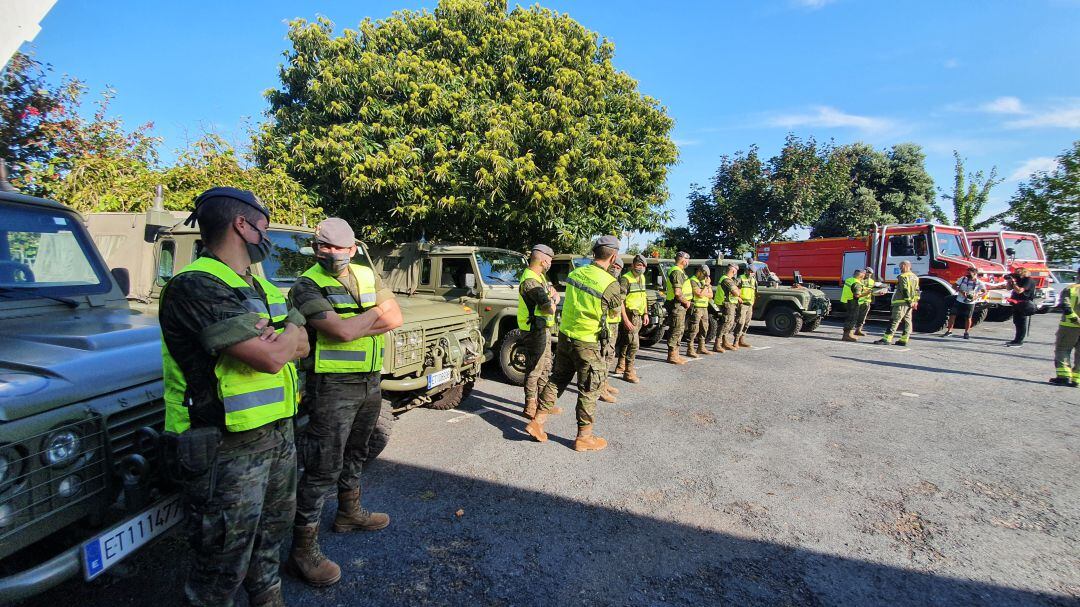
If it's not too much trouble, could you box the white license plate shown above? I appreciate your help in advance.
[82,494,184,580]
[427,368,453,390]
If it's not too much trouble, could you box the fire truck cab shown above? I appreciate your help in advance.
[967,231,1055,314]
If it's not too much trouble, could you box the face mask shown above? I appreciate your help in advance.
[242,223,271,264]
[633,267,644,276]
[317,251,351,274]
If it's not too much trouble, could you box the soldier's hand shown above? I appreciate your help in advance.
[682,300,691,309]
[623,319,633,331]
[255,318,280,342]
[294,336,310,360]
[643,315,650,326]
[912,302,919,310]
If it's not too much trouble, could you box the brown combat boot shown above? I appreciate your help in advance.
[712,337,725,353]
[614,358,626,374]
[525,412,549,442]
[522,398,538,419]
[738,335,751,348]
[249,583,285,607]
[334,488,390,532]
[697,342,712,356]
[288,524,341,587]
[667,348,687,365]
[599,386,617,403]
[574,424,608,452]
[607,383,620,395]
[842,330,858,342]
[726,336,739,351]
[623,365,640,384]
[685,344,699,359]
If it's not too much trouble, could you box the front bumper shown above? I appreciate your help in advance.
[0,546,81,603]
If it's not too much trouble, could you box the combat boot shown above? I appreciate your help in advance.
[334,488,390,532]
[854,328,867,336]
[667,348,687,365]
[685,344,699,359]
[606,383,620,395]
[522,398,538,419]
[726,336,739,351]
[599,386,617,403]
[614,358,626,374]
[288,524,341,587]
[738,335,751,348]
[574,424,608,452]
[712,337,725,353]
[623,366,640,384]
[697,342,712,356]
[525,412,549,442]
[249,583,285,607]
[842,330,858,342]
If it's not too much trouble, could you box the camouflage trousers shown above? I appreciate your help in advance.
[539,334,605,427]
[182,420,296,607]
[851,301,871,332]
[844,300,863,331]
[615,311,644,368]
[733,303,753,339]
[666,302,688,350]
[882,304,913,343]
[295,372,382,526]
[687,306,709,349]
[522,326,553,402]
[1053,325,1079,381]
[603,321,619,373]
[710,302,737,342]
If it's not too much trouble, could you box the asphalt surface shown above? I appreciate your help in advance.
[22,313,1080,606]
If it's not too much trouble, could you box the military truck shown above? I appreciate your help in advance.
[0,189,170,601]
[548,254,669,349]
[681,258,831,337]
[86,207,484,417]
[374,243,532,384]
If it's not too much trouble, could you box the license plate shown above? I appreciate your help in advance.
[82,494,184,580]
[427,368,453,390]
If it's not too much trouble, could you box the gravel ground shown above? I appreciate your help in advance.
[22,313,1080,606]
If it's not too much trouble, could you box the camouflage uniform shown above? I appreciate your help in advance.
[879,271,921,345]
[687,276,711,351]
[159,258,298,606]
[615,272,644,367]
[289,272,393,526]
[717,276,739,342]
[844,279,866,332]
[666,266,689,350]
[733,274,757,342]
[519,273,555,403]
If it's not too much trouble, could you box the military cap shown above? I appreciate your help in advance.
[632,254,648,266]
[698,264,710,274]
[726,263,738,272]
[675,251,690,261]
[185,186,268,227]
[314,217,355,247]
[594,235,621,250]
[531,244,555,258]
[611,256,624,268]
[865,266,875,274]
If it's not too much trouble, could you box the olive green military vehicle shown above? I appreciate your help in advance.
[374,243,532,384]
[0,190,171,601]
[86,208,484,417]
[548,254,669,349]
[681,258,831,337]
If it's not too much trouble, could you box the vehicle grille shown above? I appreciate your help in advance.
[106,402,165,462]
[424,321,473,350]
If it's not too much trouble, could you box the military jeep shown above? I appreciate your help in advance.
[0,190,168,601]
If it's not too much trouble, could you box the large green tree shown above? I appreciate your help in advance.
[988,140,1079,263]
[938,151,1001,230]
[686,146,774,256]
[256,0,678,251]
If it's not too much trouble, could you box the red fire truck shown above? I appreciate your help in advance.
[756,222,1010,332]
[967,230,1056,315]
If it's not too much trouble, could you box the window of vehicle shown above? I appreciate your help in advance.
[889,235,915,256]
[262,230,370,288]
[474,251,526,286]
[1003,237,1041,261]
[0,203,110,296]
[155,240,175,287]
[934,232,966,258]
[440,257,475,289]
[420,259,431,284]
[1053,270,1077,284]
[970,239,997,261]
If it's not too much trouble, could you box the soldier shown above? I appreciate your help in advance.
[614,254,650,383]
[840,268,867,342]
[160,187,308,607]
[525,235,623,452]
[732,262,758,349]
[712,263,740,352]
[517,244,562,418]
[599,256,625,403]
[1050,274,1079,387]
[285,218,403,587]
[664,251,692,364]
[854,267,880,336]
[875,260,921,346]
[686,264,714,358]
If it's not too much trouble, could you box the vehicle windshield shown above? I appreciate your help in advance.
[1053,270,1077,284]
[935,231,967,258]
[475,251,526,286]
[1003,237,1042,261]
[0,202,110,297]
[263,230,369,288]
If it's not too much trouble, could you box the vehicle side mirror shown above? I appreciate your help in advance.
[930,259,947,269]
[299,246,315,256]
[112,267,131,296]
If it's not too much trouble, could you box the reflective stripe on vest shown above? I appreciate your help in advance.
[738,275,757,304]
[841,277,858,303]
[518,267,556,331]
[690,277,710,308]
[162,256,298,434]
[300,263,384,373]
[559,264,617,342]
[621,271,648,314]
[892,272,919,305]
[665,266,691,302]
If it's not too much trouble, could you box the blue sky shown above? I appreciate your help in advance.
[18,0,1080,238]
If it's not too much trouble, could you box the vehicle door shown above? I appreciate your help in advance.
[884,230,930,279]
[435,255,481,309]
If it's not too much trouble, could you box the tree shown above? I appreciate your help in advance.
[939,151,1001,230]
[646,225,710,259]
[686,146,773,256]
[988,140,1079,263]
[256,0,678,251]
[878,143,936,222]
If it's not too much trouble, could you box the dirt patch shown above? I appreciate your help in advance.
[692,411,717,426]
[725,500,779,539]
[864,498,945,564]
[739,425,764,439]
[961,478,1063,534]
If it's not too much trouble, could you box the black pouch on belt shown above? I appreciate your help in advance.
[164,426,223,480]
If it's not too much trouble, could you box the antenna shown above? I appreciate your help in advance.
[152,184,164,210]
[0,160,17,193]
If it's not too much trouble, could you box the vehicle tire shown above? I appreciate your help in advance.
[985,306,1013,322]
[913,290,948,333]
[764,305,803,337]
[800,316,823,332]
[969,306,989,328]
[363,402,395,463]
[425,378,475,411]
[498,328,528,386]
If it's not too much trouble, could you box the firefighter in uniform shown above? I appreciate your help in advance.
[599,256,625,403]
[615,255,650,383]
[665,251,692,364]
[517,244,562,418]
[286,218,403,586]
[160,188,308,607]
[1050,276,1080,387]
[841,268,867,342]
[686,264,714,358]
[732,263,758,348]
[525,236,623,452]
[876,260,920,346]
[713,263,740,352]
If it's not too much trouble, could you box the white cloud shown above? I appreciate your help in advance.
[979,96,1025,114]
[1007,157,1059,181]
[793,0,836,8]
[673,138,701,147]
[766,106,894,133]
[943,58,961,69]
[1005,102,1080,128]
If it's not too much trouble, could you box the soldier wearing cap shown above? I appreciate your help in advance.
[664,251,692,364]
[160,187,309,606]
[526,235,623,452]
[517,244,562,418]
[598,256,625,403]
[286,218,403,587]
[855,267,880,336]
[712,263,741,352]
[614,254,650,383]
[732,262,758,348]
[686,264,714,358]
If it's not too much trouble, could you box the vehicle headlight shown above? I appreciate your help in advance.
[0,504,12,528]
[395,333,406,349]
[42,429,80,467]
[58,475,82,498]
